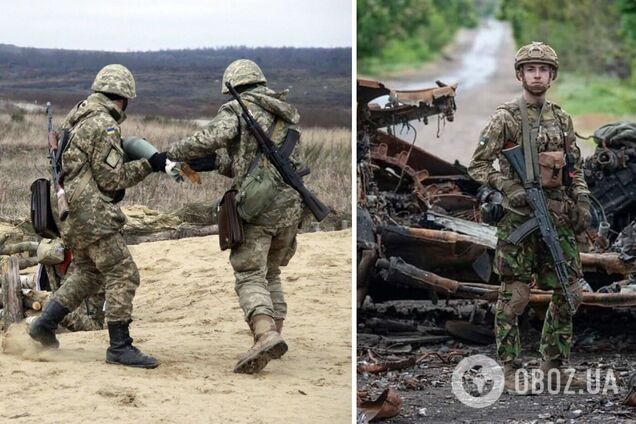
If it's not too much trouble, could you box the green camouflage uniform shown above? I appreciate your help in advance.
[167,85,303,322]
[51,92,152,323]
[55,264,106,332]
[468,99,590,363]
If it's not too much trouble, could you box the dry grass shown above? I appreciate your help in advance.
[0,106,351,220]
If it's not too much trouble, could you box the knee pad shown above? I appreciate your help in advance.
[502,280,531,320]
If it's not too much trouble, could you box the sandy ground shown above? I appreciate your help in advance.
[0,229,352,423]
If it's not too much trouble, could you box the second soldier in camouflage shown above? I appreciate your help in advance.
[161,59,304,374]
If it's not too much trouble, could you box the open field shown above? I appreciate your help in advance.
[0,45,351,127]
[0,102,351,223]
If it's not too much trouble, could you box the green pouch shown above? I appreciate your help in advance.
[236,164,279,222]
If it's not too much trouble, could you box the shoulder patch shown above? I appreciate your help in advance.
[479,135,489,145]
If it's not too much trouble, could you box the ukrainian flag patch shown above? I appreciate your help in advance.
[106,127,117,134]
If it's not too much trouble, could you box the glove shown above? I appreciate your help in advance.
[501,180,527,208]
[571,194,592,234]
[148,152,168,172]
[186,153,218,172]
[567,278,591,314]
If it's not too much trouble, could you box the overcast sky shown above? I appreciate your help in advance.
[1,0,352,51]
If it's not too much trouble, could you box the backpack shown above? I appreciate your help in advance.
[593,122,636,148]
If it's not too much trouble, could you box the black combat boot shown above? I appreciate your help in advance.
[28,299,70,348]
[106,321,159,369]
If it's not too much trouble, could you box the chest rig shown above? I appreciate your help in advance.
[501,98,572,189]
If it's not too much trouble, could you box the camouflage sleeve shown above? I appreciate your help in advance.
[167,107,239,161]
[90,125,152,192]
[467,110,515,190]
[564,115,591,199]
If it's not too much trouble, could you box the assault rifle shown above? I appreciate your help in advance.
[502,145,578,315]
[46,102,70,221]
[225,82,329,222]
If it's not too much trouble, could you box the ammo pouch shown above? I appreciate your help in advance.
[30,178,60,239]
[235,164,279,223]
[538,151,566,188]
[218,190,244,251]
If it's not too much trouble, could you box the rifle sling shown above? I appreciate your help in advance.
[517,97,545,183]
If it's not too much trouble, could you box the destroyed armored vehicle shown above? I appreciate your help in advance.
[357,79,636,309]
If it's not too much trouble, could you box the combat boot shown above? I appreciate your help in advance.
[234,314,287,374]
[28,299,70,348]
[106,321,159,369]
[275,319,284,335]
[540,359,588,391]
[503,364,535,395]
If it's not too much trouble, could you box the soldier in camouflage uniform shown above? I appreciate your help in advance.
[468,42,592,392]
[155,59,303,374]
[29,64,165,368]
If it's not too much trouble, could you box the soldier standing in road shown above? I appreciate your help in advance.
[29,64,166,368]
[152,59,304,374]
[468,42,591,393]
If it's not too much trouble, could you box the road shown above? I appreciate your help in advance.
[384,19,520,166]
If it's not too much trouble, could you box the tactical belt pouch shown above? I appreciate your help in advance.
[30,178,60,239]
[538,151,566,188]
[218,189,244,251]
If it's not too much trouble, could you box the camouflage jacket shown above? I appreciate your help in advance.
[468,97,590,213]
[167,86,304,227]
[55,93,152,249]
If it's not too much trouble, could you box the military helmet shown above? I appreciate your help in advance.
[221,59,267,94]
[91,64,136,99]
[514,42,559,79]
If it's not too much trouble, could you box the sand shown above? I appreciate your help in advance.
[0,229,352,423]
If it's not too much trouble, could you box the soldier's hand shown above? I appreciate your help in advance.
[501,180,527,208]
[148,152,168,172]
[186,153,218,172]
[571,194,592,234]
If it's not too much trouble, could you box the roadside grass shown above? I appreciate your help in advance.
[0,108,351,221]
[553,74,636,117]
[552,73,636,156]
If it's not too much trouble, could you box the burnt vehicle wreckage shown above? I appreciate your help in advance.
[357,79,636,420]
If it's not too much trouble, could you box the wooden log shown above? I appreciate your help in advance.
[124,225,218,245]
[0,241,38,255]
[2,256,24,329]
[21,289,50,304]
[18,257,38,270]
[20,274,35,289]
[23,298,42,311]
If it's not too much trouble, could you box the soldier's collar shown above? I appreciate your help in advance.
[88,93,127,124]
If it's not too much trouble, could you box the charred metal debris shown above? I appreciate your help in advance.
[357,79,636,312]
[356,80,636,409]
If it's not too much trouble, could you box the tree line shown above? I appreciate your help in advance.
[357,0,496,73]
[499,0,636,84]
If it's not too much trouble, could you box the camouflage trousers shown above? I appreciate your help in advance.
[60,286,105,332]
[53,232,139,323]
[230,223,298,322]
[493,211,581,364]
